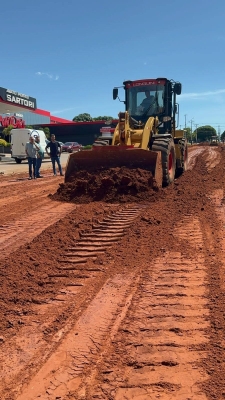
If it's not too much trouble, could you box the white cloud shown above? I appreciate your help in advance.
[51,107,78,114]
[181,89,225,99]
[36,72,59,81]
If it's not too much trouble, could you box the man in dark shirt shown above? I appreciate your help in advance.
[45,134,64,176]
[35,135,44,178]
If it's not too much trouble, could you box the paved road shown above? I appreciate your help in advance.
[0,153,70,176]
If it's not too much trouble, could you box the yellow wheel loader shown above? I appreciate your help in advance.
[209,136,219,146]
[65,78,188,187]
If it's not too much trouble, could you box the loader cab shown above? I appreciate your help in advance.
[123,79,166,121]
[121,78,181,133]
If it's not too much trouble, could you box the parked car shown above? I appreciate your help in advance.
[62,142,82,153]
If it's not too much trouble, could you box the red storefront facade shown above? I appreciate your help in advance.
[0,85,72,131]
[0,85,116,145]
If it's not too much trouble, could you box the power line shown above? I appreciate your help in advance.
[192,122,225,125]
[180,123,225,128]
[182,121,225,124]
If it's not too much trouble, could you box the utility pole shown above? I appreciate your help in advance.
[218,125,221,140]
[189,118,194,144]
[184,114,187,129]
[195,124,199,143]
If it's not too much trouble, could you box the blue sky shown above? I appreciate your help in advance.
[1,0,225,133]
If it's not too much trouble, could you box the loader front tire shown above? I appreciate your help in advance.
[176,138,188,176]
[152,137,176,186]
[180,138,188,172]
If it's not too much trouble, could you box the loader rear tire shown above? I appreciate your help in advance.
[180,138,188,172]
[152,137,176,186]
[176,138,188,176]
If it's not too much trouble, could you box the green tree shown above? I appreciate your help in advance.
[192,125,216,142]
[73,113,93,122]
[221,131,225,141]
[92,116,114,121]
[43,127,50,139]
[72,113,115,122]
[0,139,8,147]
[2,125,14,139]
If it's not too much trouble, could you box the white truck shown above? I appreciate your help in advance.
[11,129,48,164]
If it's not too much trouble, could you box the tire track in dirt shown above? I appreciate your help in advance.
[13,215,210,400]
[0,178,65,229]
[205,148,221,170]
[84,217,209,399]
[201,188,225,398]
[187,147,205,170]
[16,274,137,400]
[1,146,222,399]
[0,265,109,399]
[1,207,146,399]
[0,202,75,260]
[0,179,58,207]
[187,145,220,172]
[0,173,55,187]
[0,176,75,258]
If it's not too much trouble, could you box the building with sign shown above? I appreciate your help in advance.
[0,87,37,111]
[0,86,72,133]
[0,85,117,145]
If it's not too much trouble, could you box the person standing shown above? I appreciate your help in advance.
[35,136,44,178]
[25,136,38,180]
[45,134,63,176]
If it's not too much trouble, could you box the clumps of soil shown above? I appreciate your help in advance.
[51,167,161,203]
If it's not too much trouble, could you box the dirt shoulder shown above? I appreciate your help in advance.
[1,146,225,399]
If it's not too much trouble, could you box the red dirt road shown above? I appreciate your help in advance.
[1,146,225,399]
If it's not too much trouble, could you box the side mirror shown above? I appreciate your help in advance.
[113,88,118,100]
[174,83,182,95]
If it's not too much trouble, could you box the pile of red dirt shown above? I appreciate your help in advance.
[51,167,160,203]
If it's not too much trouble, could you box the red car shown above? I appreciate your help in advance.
[62,142,82,153]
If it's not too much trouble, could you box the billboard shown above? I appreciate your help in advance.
[0,87,37,110]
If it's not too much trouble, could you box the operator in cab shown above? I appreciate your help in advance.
[137,91,156,115]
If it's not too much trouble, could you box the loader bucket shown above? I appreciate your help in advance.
[65,146,162,188]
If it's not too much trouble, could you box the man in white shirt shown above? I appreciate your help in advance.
[25,136,39,180]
